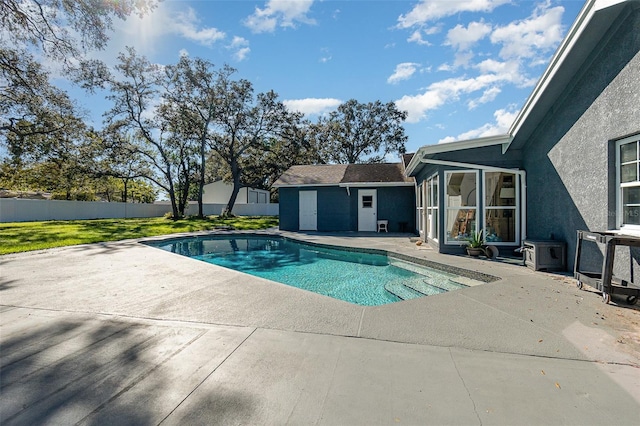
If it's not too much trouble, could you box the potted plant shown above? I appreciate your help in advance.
[466,230,484,256]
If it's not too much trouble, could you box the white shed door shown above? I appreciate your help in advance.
[299,190,317,231]
[358,189,377,232]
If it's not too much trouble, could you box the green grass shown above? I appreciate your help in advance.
[0,216,279,255]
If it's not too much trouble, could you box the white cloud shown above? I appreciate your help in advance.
[445,21,492,51]
[319,47,332,63]
[397,0,510,28]
[234,47,250,62]
[474,58,540,87]
[245,0,316,33]
[116,4,226,51]
[407,30,431,46]
[438,136,457,144]
[490,2,564,60]
[407,25,441,45]
[424,26,442,35]
[283,98,342,115]
[172,7,226,46]
[387,62,420,84]
[438,106,518,143]
[452,51,475,68]
[396,73,514,123]
[228,36,250,61]
[468,86,501,109]
[178,49,189,57]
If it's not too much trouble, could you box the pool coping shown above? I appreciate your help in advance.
[141,230,501,284]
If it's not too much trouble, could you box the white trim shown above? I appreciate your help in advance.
[482,170,520,246]
[358,189,378,232]
[421,158,528,243]
[299,190,318,231]
[274,183,339,188]
[505,0,629,152]
[426,173,439,243]
[275,182,414,188]
[417,182,424,238]
[444,170,480,245]
[615,133,640,231]
[420,158,522,174]
[339,182,415,187]
[405,134,512,176]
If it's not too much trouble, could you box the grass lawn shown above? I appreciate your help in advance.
[0,216,279,255]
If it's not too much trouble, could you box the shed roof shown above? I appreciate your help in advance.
[273,163,414,187]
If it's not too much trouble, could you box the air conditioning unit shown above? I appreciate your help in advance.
[523,240,566,271]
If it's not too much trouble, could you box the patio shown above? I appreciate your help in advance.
[1,231,639,424]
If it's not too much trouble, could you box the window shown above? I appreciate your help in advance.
[617,134,640,229]
[445,171,478,244]
[417,176,439,242]
[417,183,424,236]
[483,172,518,244]
[426,175,439,241]
[362,195,373,208]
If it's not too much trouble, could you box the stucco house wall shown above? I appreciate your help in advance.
[517,6,640,270]
[407,1,640,271]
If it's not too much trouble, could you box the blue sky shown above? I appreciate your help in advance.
[60,0,586,156]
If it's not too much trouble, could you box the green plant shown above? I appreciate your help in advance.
[467,230,484,248]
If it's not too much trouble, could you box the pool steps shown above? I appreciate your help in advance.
[384,282,424,301]
[404,279,447,296]
[385,273,476,301]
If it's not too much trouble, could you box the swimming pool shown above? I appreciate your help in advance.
[147,235,485,306]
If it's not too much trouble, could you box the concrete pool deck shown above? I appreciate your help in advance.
[1,230,639,425]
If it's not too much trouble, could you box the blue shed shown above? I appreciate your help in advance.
[274,163,416,233]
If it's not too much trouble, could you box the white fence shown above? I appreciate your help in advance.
[154,201,279,217]
[0,198,279,223]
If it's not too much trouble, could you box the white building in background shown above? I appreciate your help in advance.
[202,181,270,204]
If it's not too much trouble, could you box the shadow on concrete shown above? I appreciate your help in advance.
[0,279,17,291]
[0,316,255,425]
[66,240,140,256]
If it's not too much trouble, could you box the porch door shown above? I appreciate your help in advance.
[358,189,377,231]
[299,190,317,231]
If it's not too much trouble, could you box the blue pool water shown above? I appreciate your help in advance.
[148,236,474,306]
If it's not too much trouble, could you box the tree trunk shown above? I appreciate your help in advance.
[178,180,189,217]
[167,177,180,219]
[197,140,205,218]
[122,178,129,203]
[222,159,241,217]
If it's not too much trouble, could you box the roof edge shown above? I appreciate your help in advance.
[272,183,338,188]
[338,182,415,187]
[505,0,631,151]
[405,134,512,176]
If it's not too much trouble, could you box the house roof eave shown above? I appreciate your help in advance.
[405,134,512,176]
[505,0,633,151]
